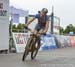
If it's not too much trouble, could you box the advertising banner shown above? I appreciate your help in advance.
[13,33,29,53]
[55,35,71,48]
[69,36,75,47]
[40,34,57,51]
[13,33,57,52]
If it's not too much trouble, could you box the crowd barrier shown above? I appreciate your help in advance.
[54,35,71,48]
[39,34,57,51]
[69,36,75,47]
[12,33,29,53]
[54,35,75,48]
[12,33,57,53]
[12,32,75,53]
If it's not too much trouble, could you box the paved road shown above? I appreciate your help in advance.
[0,47,75,67]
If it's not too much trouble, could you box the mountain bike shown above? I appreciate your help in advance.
[22,26,46,61]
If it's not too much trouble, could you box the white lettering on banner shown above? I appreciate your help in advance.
[14,34,24,44]
[22,34,29,44]
[41,37,55,46]
[13,33,29,53]
[40,35,57,51]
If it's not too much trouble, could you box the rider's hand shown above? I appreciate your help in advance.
[31,30,34,33]
[24,24,28,29]
[43,31,46,35]
[31,30,37,34]
[43,30,46,33]
[25,24,28,27]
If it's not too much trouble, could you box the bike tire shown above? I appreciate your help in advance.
[22,48,29,61]
[22,38,33,61]
[31,49,38,60]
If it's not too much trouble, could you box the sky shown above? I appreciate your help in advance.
[10,0,75,29]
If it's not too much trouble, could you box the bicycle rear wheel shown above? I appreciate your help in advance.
[22,48,29,61]
[31,49,38,60]
[31,39,39,60]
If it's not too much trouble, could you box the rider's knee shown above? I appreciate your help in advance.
[37,33,41,37]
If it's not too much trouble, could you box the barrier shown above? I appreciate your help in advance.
[64,36,71,47]
[13,33,57,52]
[69,36,75,47]
[54,35,71,48]
[13,33,29,53]
[40,34,57,51]
[12,32,75,53]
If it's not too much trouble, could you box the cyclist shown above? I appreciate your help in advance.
[25,8,49,49]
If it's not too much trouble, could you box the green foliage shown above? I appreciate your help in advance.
[16,23,24,32]
[12,24,17,32]
[9,23,75,34]
[64,24,74,34]
[59,24,75,35]
[9,23,25,32]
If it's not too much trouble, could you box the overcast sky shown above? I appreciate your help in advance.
[10,0,75,28]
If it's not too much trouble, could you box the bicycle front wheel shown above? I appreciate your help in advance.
[22,48,29,61]
[22,38,33,61]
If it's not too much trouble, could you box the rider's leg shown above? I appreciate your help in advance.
[27,35,33,46]
[37,36,41,49]
[36,29,44,49]
[25,35,33,50]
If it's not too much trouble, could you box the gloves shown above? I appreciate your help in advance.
[43,31,46,35]
[24,24,28,29]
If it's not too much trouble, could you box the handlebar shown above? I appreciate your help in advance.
[24,26,31,31]
[24,26,46,35]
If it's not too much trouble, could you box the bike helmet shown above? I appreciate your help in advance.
[41,8,48,13]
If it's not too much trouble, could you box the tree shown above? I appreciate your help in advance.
[12,24,17,32]
[16,23,25,32]
[73,26,75,33]
[64,24,74,34]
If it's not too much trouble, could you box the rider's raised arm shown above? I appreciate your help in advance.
[26,18,35,26]
[26,14,39,26]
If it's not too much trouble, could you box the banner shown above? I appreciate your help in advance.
[69,36,75,47]
[13,33,29,53]
[40,34,57,51]
[54,35,71,48]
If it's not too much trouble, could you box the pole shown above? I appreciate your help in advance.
[25,17,28,24]
[51,6,54,34]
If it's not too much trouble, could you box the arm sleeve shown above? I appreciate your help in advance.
[46,16,49,21]
[34,14,39,18]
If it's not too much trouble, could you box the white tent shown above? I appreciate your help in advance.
[10,6,28,17]
[9,6,29,25]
